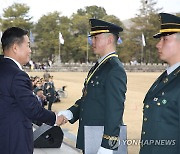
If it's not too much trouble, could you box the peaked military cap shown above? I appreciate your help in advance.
[153,13,180,38]
[89,19,123,36]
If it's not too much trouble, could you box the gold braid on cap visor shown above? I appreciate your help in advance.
[160,29,180,33]
[90,30,109,35]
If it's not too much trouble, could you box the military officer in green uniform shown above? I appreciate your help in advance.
[58,19,127,153]
[140,13,180,154]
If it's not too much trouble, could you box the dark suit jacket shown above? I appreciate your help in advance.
[140,66,180,154]
[0,58,56,154]
[68,56,127,150]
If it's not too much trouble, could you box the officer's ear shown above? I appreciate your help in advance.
[107,33,114,45]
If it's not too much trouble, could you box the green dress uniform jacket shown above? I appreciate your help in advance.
[140,66,180,154]
[68,55,127,150]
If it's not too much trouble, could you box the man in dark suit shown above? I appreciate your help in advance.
[140,13,180,154]
[58,19,127,153]
[0,27,63,154]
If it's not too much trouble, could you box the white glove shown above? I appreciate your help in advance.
[58,110,73,120]
[97,147,113,154]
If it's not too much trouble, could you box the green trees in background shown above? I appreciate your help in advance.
[33,12,62,61]
[125,0,162,63]
[0,3,33,31]
[0,1,179,63]
[0,3,33,54]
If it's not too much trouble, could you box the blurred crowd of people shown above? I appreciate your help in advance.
[31,71,60,111]
[25,59,53,70]
[31,71,62,126]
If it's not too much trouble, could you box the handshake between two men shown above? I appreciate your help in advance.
[55,110,73,126]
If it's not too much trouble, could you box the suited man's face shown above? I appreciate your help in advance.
[15,35,32,66]
[156,34,180,66]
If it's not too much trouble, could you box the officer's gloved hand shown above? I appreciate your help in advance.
[58,110,73,120]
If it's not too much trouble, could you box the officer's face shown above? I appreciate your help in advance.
[91,33,109,56]
[156,34,180,66]
[14,35,32,66]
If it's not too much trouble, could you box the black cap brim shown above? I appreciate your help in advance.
[153,33,161,38]
[153,32,177,38]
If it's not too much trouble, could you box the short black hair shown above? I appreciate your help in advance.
[1,27,28,51]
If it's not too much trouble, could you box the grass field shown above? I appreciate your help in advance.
[28,71,161,154]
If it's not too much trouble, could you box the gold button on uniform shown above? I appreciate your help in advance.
[163,78,168,83]
[157,102,161,106]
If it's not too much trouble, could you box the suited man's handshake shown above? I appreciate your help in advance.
[55,115,68,126]
[55,110,73,126]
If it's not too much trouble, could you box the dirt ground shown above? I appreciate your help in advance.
[28,71,161,154]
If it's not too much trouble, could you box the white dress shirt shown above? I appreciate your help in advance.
[4,56,23,70]
[166,62,180,75]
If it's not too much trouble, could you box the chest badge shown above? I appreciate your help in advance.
[153,98,158,101]
[162,99,167,104]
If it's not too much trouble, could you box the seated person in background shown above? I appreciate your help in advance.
[35,88,47,107]
[34,80,43,94]
[33,88,47,126]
